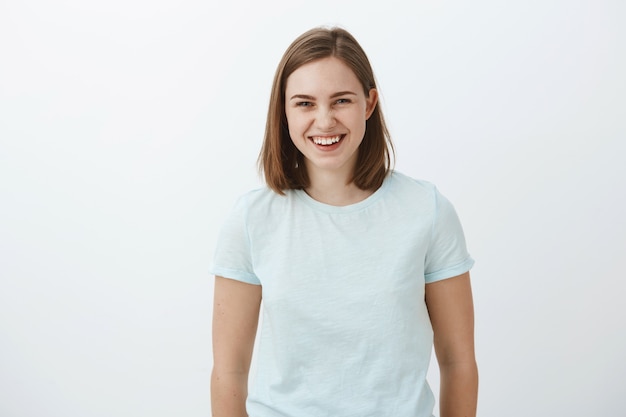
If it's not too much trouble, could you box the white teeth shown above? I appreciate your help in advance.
[312,135,341,145]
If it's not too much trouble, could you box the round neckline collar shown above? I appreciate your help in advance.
[293,173,391,214]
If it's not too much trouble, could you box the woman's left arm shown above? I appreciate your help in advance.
[425,271,478,417]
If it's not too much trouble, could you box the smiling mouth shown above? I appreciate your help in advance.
[310,135,344,146]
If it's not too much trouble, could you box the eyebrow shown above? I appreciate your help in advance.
[289,91,357,101]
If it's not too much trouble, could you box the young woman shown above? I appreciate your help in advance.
[210,27,478,417]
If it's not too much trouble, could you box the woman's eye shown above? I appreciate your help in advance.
[336,98,351,104]
[296,101,313,107]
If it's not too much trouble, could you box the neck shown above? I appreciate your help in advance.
[304,167,373,206]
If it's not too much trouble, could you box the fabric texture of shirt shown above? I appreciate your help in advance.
[210,171,474,417]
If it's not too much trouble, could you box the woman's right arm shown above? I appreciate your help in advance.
[211,276,262,417]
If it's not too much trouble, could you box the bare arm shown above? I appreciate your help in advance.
[211,276,262,417]
[425,272,478,417]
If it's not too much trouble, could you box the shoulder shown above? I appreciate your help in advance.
[388,172,462,224]
[232,185,288,205]
[235,186,277,206]
[386,171,439,204]
[229,186,295,220]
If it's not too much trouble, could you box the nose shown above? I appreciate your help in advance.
[315,107,336,130]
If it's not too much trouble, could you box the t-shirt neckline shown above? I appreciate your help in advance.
[293,173,392,214]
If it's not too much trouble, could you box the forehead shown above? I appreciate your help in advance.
[285,57,362,95]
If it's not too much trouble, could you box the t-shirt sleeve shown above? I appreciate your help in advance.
[209,194,261,285]
[424,187,475,283]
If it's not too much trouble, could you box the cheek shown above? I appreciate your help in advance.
[285,119,301,144]
[285,112,306,136]
[287,126,298,143]
[347,111,367,133]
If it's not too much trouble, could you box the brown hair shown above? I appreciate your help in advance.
[258,27,395,195]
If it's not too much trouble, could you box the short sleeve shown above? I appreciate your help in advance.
[424,187,475,283]
[209,194,261,285]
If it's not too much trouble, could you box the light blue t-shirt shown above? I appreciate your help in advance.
[210,171,474,417]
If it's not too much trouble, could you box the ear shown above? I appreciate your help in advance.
[365,88,378,120]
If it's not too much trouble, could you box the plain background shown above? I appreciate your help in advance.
[1,0,625,416]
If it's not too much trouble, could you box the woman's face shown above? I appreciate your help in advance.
[284,57,377,179]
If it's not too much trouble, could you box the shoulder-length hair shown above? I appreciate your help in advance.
[258,27,395,195]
